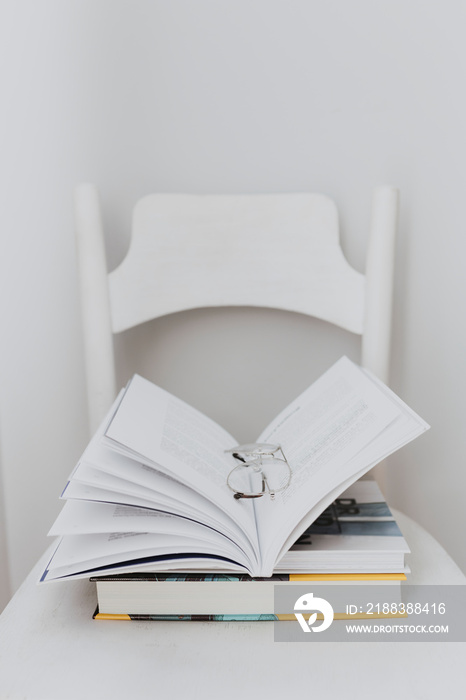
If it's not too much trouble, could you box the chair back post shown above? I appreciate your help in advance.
[74,184,116,435]
[361,186,399,384]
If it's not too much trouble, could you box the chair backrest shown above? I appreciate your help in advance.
[74,186,398,434]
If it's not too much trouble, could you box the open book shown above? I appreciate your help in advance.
[41,357,428,582]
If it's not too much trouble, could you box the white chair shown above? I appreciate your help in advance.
[2,186,465,700]
[74,185,399,435]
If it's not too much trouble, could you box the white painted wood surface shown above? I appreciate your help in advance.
[109,192,365,333]
[361,186,398,384]
[74,184,117,434]
[74,186,398,434]
[0,511,463,700]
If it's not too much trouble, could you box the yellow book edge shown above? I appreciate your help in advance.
[289,573,406,581]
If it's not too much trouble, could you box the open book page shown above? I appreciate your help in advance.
[58,464,258,568]
[41,528,253,581]
[271,405,424,567]
[64,453,256,559]
[103,377,259,549]
[252,357,429,575]
[42,501,256,581]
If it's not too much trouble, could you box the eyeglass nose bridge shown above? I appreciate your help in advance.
[225,443,281,459]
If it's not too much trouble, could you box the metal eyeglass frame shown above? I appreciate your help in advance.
[225,442,292,500]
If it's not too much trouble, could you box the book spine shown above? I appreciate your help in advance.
[93,611,408,622]
[93,612,279,621]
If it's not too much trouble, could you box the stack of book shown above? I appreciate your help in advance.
[41,357,428,621]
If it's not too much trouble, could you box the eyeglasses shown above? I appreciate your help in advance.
[225,443,292,500]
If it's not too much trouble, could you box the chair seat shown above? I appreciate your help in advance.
[0,513,464,700]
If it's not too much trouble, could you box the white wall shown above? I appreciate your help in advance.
[1,0,466,605]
